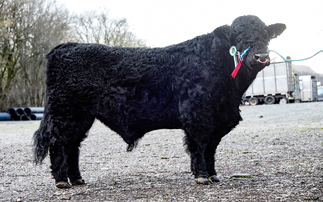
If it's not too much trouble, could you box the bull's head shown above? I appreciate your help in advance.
[230,15,286,72]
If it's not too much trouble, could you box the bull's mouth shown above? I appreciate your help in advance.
[257,58,270,64]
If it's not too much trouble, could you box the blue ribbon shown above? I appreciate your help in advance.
[238,46,250,61]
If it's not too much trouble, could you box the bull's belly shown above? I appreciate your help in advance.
[96,111,182,135]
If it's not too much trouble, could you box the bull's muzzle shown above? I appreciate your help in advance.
[254,53,270,64]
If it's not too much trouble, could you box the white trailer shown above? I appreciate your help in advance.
[244,61,295,105]
[298,75,318,102]
[318,86,323,101]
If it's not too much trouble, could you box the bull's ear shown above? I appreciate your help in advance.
[267,23,286,38]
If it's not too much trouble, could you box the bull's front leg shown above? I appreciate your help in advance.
[204,138,221,183]
[184,133,212,185]
[190,148,212,185]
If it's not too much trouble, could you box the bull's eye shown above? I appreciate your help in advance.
[236,38,241,43]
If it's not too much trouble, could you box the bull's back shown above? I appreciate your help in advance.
[45,43,181,127]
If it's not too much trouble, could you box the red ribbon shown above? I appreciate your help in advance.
[231,55,242,78]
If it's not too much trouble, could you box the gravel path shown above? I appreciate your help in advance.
[0,102,322,201]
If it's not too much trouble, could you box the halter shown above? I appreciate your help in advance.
[230,46,250,78]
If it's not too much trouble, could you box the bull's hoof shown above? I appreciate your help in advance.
[70,178,85,185]
[209,175,220,182]
[56,181,71,189]
[195,177,212,185]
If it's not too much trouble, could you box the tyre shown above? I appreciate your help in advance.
[279,98,288,105]
[248,97,259,106]
[264,95,275,105]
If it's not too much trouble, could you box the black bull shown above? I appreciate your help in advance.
[33,15,286,188]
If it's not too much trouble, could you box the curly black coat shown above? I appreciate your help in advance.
[34,15,286,187]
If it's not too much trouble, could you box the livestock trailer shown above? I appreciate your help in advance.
[318,86,323,101]
[298,75,318,102]
[244,61,295,105]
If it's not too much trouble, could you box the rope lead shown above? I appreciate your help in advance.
[269,50,323,62]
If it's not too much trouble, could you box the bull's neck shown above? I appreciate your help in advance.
[232,64,259,97]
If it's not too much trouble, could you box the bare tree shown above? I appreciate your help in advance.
[15,0,71,107]
[0,0,71,110]
[0,0,25,110]
[72,10,146,47]
[0,1,146,111]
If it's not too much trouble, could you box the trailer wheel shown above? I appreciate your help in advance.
[264,96,275,104]
[249,97,259,106]
[279,98,288,105]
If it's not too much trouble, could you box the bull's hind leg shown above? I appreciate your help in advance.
[204,138,221,183]
[67,139,85,186]
[50,142,70,188]
[49,114,94,188]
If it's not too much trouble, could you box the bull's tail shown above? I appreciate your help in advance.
[33,106,50,164]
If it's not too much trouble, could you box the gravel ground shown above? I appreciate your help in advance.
[0,102,322,201]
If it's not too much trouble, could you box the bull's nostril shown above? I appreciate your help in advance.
[255,53,269,62]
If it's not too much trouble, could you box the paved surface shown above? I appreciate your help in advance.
[0,102,322,201]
